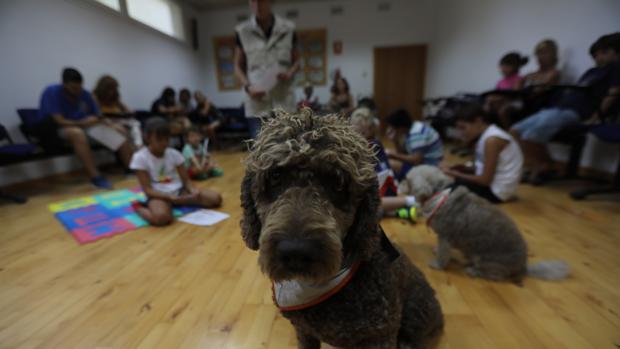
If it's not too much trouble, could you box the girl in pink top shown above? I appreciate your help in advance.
[496,52,529,90]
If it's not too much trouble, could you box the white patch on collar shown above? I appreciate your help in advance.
[273,262,359,311]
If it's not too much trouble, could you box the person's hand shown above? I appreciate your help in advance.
[171,192,199,205]
[82,116,100,127]
[584,112,601,125]
[277,71,293,81]
[385,148,393,157]
[102,119,128,136]
[246,85,266,99]
[439,163,456,176]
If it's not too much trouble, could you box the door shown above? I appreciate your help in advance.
[373,45,427,126]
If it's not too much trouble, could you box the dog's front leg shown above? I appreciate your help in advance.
[429,238,451,270]
[295,328,320,349]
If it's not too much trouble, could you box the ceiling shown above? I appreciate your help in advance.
[185,0,336,11]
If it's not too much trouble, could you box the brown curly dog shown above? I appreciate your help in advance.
[240,109,443,349]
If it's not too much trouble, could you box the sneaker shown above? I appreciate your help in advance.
[91,176,113,190]
[209,168,224,177]
[396,206,418,223]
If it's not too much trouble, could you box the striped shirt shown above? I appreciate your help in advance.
[405,121,443,165]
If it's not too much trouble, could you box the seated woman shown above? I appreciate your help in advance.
[518,40,561,90]
[491,40,562,128]
[93,75,142,147]
[327,76,354,115]
[442,103,523,203]
[385,109,443,180]
[510,34,620,185]
[190,91,225,148]
[151,87,190,136]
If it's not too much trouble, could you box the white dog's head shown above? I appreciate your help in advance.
[398,165,454,203]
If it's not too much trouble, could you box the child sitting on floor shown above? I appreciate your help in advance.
[182,127,224,180]
[442,103,523,203]
[385,109,443,180]
[350,108,417,221]
[130,118,222,226]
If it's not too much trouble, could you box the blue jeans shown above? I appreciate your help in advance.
[247,117,262,139]
[511,108,580,143]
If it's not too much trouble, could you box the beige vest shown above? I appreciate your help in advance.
[236,15,297,117]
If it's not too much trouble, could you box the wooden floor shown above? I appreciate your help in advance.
[1,150,619,349]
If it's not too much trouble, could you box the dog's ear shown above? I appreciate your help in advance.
[343,183,381,261]
[397,178,411,195]
[412,175,433,202]
[240,171,261,250]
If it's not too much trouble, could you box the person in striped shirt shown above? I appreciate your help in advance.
[385,109,443,180]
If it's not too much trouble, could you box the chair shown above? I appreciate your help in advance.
[17,108,72,155]
[570,124,620,200]
[0,124,38,165]
[216,106,250,148]
[0,124,35,204]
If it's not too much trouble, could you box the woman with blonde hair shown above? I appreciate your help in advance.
[518,39,561,88]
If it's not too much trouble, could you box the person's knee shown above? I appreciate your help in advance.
[64,127,88,142]
[151,211,173,226]
[203,191,222,207]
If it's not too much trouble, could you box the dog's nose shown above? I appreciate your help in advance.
[276,239,320,271]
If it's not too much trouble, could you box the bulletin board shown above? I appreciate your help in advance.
[213,36,240,91]
[295,28,328,87]
[213,28,328,91]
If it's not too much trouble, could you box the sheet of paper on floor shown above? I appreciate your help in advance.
[179,209,230,226]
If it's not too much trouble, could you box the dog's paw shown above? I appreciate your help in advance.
[428,260,444,270]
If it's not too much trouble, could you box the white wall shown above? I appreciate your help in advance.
[199,0,434,107]
[0,0,206,186]
[426,0,620,97]
[425,0,620,174]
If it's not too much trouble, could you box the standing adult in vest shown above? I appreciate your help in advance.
[234,0,300,139]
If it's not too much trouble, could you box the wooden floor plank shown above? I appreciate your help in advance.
[0,150,618,348]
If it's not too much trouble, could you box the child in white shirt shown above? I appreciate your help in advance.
[130,117,222,226]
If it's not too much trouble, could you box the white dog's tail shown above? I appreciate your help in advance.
[527,260,570,280]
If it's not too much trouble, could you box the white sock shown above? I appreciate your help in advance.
[405,195,416,207]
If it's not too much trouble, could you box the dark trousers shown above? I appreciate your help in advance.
[452,177,502,204]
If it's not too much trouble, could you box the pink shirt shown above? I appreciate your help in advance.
[496,74,522,90]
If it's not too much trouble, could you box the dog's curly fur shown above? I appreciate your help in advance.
[240,110,443,349]
[401,165,568,283]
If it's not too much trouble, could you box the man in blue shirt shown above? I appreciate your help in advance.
[38,68,134,189]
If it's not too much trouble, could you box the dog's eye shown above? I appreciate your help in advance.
[332,173,348,192]
[269,169,283,187]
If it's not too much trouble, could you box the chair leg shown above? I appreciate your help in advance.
[0,190,28,204]
[570,155,620,200]
[565,135,586,179]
